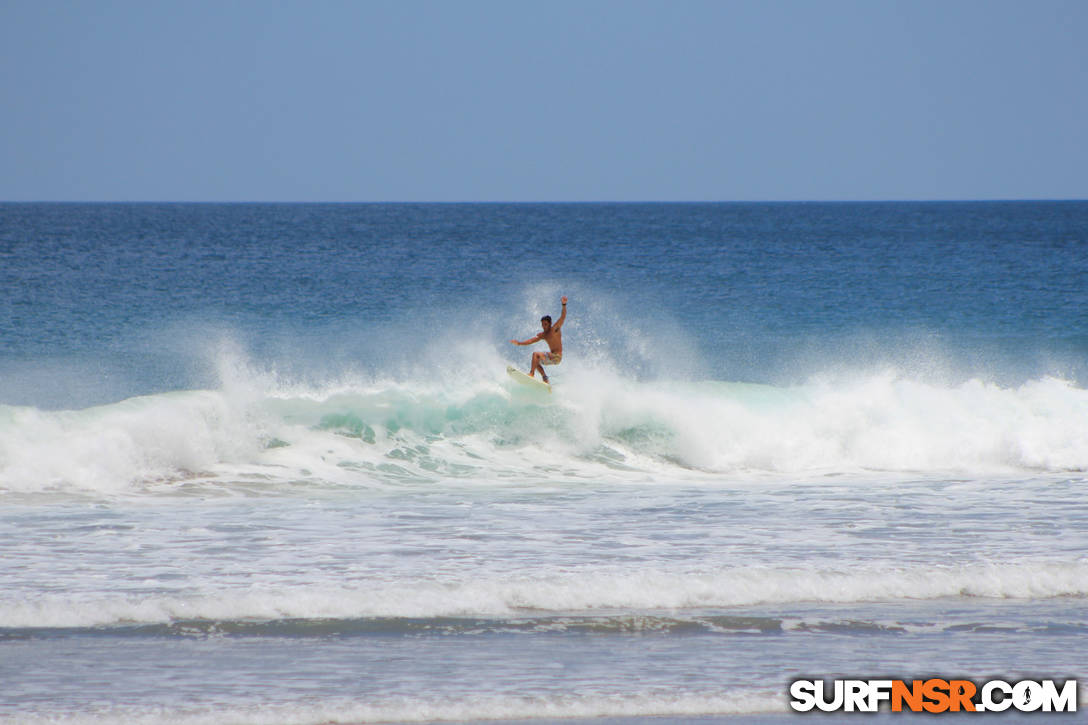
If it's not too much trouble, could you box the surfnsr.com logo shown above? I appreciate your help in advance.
[789,678,1077,713]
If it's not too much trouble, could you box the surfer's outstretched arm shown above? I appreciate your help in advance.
[510,334,542,346]
[553,296,568,330]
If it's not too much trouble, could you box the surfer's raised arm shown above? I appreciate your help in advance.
[553,296,568,330]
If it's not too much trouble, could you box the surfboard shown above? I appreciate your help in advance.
[506,365,551,392]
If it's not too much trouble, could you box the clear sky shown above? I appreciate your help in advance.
[2,0,1086,201]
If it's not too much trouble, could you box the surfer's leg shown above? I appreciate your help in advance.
[530,351,544,378]
[537,352,553,383]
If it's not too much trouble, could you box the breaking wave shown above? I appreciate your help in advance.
[2,360,1088,495]
[3,561,1087,629]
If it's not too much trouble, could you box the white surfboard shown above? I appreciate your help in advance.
[506,365,551,392]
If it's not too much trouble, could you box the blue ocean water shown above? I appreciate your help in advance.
[1,202,1087,723]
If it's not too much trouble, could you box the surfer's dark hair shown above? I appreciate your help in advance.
[541,315,552,324]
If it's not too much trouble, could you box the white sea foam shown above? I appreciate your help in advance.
[2,352,1087,494]
[570,370,1088,474]
[0,390,264,494]
[6,690,785,725]
[3,561,1085,629]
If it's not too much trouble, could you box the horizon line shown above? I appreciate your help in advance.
[3,198,1087,205]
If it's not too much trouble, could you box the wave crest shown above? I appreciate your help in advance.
[3,561,1086,629]
[2,369,1087,494]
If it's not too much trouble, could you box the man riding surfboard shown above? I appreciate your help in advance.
[510,296,567,384]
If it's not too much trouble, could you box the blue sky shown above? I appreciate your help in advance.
[2,0,1086,201]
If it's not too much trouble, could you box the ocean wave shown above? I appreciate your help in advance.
[8,611,1088,641]
[4,691,786,725]
[3,561,1086,629]
[2,366,1087,494]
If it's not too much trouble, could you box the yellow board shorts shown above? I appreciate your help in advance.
[542,351,562,366]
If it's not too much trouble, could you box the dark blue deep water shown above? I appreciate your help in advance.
[2,202,1087,407]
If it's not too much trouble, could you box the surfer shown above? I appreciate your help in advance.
[510,296,567,383]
